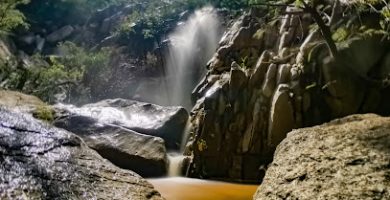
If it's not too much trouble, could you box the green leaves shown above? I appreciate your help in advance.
[116,0,252,39]
[332,27,349,42]
[0,41,112,103]
[294,0,304,8]
[0,0,30,34]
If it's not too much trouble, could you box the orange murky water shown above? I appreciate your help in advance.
[148,177,259,200]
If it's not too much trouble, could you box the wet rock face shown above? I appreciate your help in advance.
[54,114,168,177]
[255,114,390,200]
[55,98,189,150]
[0,108,163,200]
[185,6,390,182]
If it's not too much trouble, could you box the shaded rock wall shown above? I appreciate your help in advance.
[185,6,390,183]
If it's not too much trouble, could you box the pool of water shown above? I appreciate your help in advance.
[148,177,259,200]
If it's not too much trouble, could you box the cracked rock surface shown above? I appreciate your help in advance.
[255,114,390,200]
[0,108,164,200]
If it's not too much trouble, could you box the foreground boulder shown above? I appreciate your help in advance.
[255,114,390,200]
[0,108,163,200]
[54,113,168,177]
[55,98,189,150]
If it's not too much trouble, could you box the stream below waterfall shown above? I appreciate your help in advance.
[149,177,259,200]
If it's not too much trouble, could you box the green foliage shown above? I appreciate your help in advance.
[240,56,250,69]
[32,105,54,122]
[117,0,196,39]
[41,42,112,103]
[0,42,111,103]
[332,27,349,42]
[0,0,30,34]
[216,0,248,10]
[116,0,254,40]
[197,139,208,152]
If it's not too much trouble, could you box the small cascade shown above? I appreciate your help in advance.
[168,154,186,177]
[164,6,222,110]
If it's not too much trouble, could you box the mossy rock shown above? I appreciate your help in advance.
[0,89,54,122]
[0,89,46,108]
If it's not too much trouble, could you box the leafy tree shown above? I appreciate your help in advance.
[116,0,254,40]
[0,42,111,103]
[0,0,30,34]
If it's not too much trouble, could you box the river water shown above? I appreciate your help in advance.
[149,177,258,200]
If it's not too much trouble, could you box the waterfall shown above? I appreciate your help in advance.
[168,154,186,177]
[163,6,222,177]
[164,6,222,110]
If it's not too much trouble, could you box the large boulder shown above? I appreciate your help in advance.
[54,113,168,177]
[0,90,54,122]
[0,89,46,110]
[255,114,390,200]
[0,108,163,200]
[55,99,189,150]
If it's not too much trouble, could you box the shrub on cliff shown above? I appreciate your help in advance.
[0,0,30,34]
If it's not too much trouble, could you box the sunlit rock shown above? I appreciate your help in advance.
[54,98,188,150]
[255,114,390,200]
[0,108,163,200]
[268,84,295,147]
[249,51,271,88]
[261,63,278,98]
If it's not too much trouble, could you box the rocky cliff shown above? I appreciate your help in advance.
[184,3,390,183]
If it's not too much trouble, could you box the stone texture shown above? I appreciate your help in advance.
[255,114,390,200]
[55,98,189,150]
[261,64,278,98]
[54,113,168,177]
[268,84,294,147]
[46,25,74,43]
[185,6,390,183]
[0,89,46,109]
[0,108,163,200]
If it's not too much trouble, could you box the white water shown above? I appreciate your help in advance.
[164,6,222,110]
[163,6,222,177]
[168,154,187,177]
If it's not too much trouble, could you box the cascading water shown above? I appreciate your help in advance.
[164,6,222,110]
[163,6,222,176]
[148,9,259,200]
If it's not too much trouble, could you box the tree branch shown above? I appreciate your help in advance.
[302,1,338,58]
